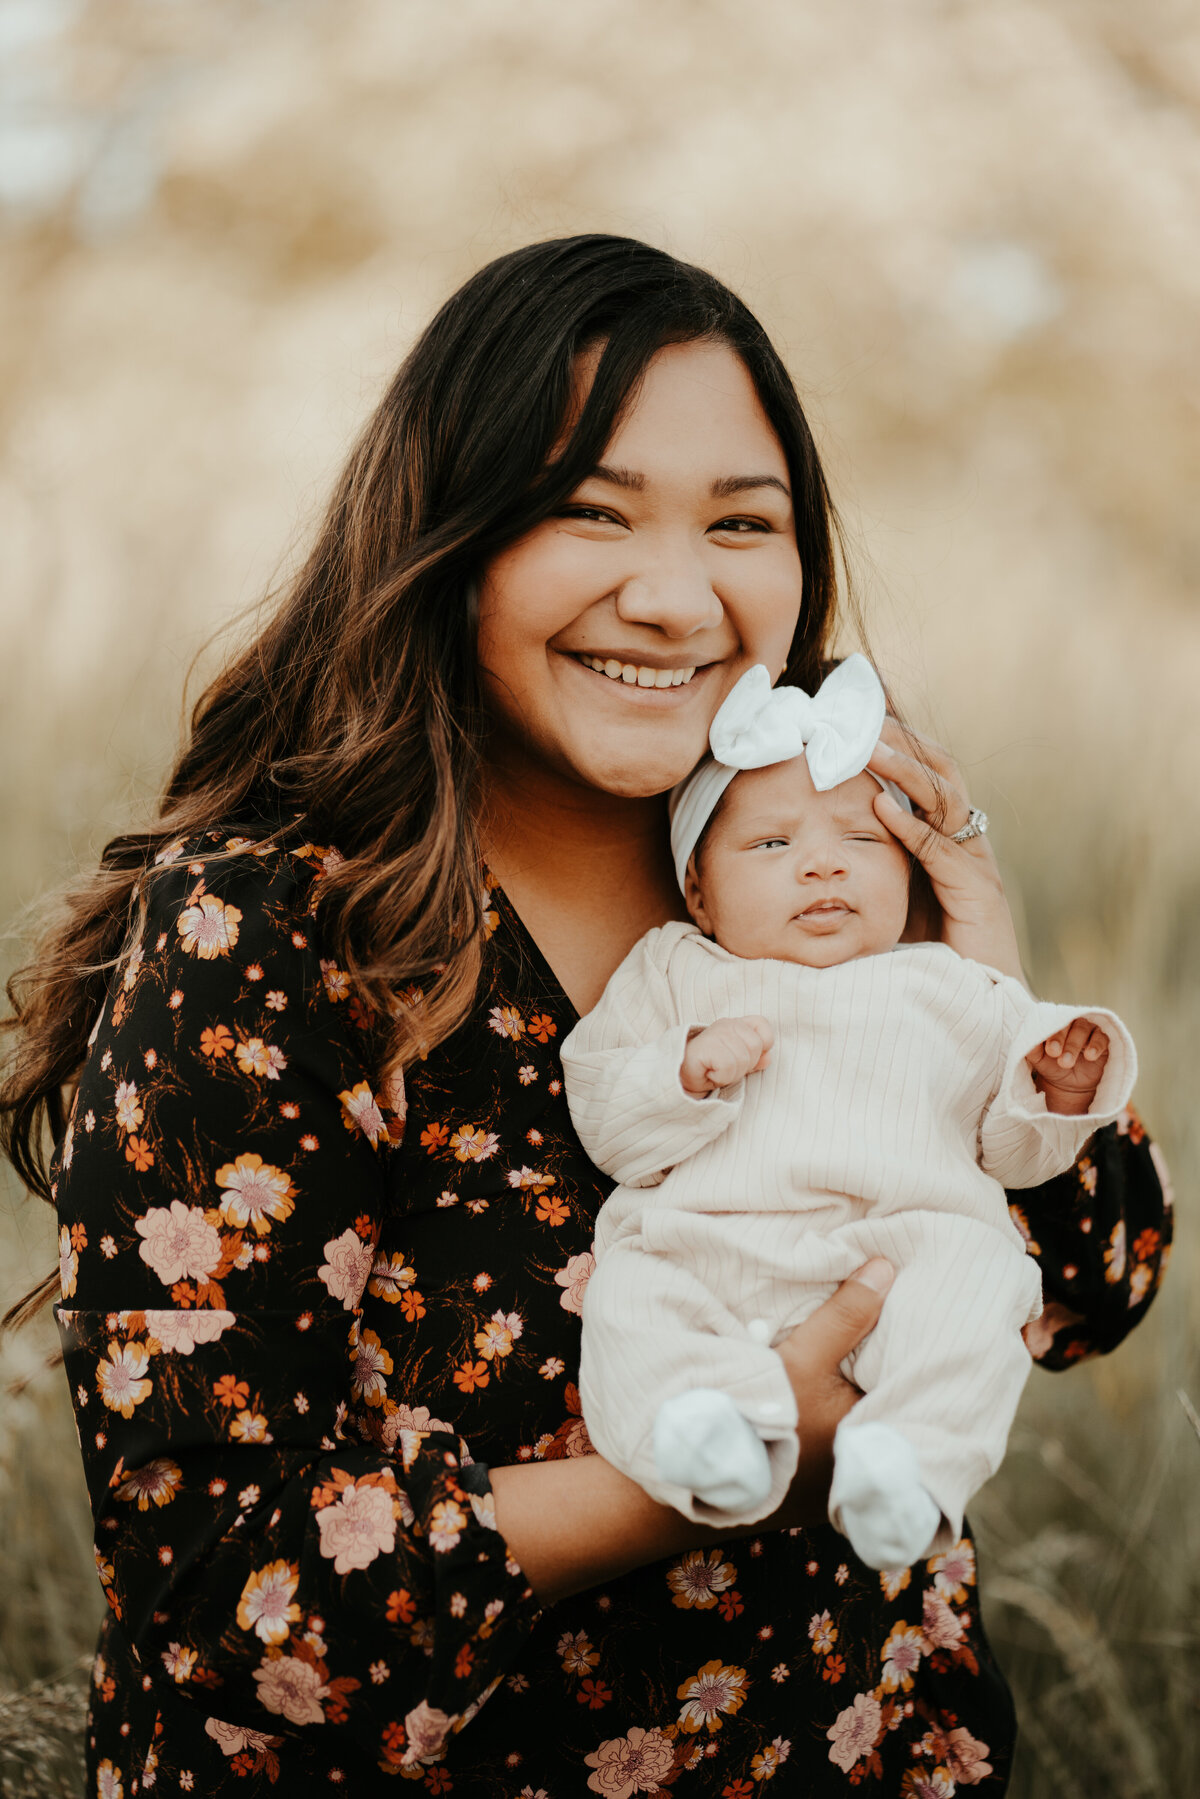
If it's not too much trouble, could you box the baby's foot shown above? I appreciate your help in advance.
[654,1387,772,1514]
[829,1421,940,1570]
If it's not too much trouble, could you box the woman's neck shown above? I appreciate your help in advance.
[477,739,687,1014]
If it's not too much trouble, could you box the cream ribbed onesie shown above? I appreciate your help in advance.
[562,924,1136,1547]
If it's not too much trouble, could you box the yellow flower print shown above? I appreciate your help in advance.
[113,1081,143,1135]
[339,1082,388,1147]
[114,1457,182,1510]
[666,1548,736,1610]
[487,1005,525,1041]
[96,1341,153,1418]
[237,1561,301,1644]
[449,1125,500,1163]
[319,958,351,1002]
[350,1327,394,1407]
[676,1658,748,1733]
[215,1153,298,1236]
[368,1252,417,1301]
[230,1409,272,1444]
[96,1759,124,1799]
[176,894,242,959]
[59,1225,78,1300]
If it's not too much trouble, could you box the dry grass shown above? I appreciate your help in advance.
[1,1,1197,1791]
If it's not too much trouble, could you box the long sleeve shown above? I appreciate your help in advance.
[561,927,743,1188]
[54,835,539,1771]
[979,980,1137,1189]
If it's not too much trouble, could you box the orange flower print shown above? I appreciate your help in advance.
[578,1677,612,1709]
[125,1135,155,1172]
[235,1037,288,1081]
[473,1310,523,1361]
[420,1123,449,1154]
[1133,1228,1160,1262]
[213,1375,250,1410]
[368,1253,417,1301]
[823,1654,846,1682]
[399,1290,426,1322]
[114,1457,182,1510]
[215,1154,298,1236]
[69,1222,87,1252]
[676,1659,748,1733]
[236,1560,301,1645]
[176,894,242,959]
[319,958,351,1003]
[199,1024,234,1060]
[385,1589,416,1624]
[452,1359,490,1395]
[449,1125,500,1163]
[453,1643,474,1681]
[527,1013,557,1043]
[229,1409,271,1444]
[534,1195,569,1227]
[96,1341,153,1418]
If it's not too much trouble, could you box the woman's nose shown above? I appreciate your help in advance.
[613,558,724,638]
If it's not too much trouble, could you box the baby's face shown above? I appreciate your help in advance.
[685,756,911,967]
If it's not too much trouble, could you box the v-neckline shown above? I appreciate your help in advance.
[489,880,583,1031]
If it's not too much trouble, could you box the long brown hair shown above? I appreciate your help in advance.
[2,234,848,1319]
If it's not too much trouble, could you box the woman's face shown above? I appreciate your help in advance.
[476,340,804,799]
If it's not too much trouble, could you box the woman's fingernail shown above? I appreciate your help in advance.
[855,1258,895,1295]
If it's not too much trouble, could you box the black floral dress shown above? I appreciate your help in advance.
[54,830,1172,1798]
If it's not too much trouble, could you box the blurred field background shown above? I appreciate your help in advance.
[1,0,1197,1791]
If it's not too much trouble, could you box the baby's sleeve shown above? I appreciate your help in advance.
[979,977,1138,1189]
[561,928,744,1188]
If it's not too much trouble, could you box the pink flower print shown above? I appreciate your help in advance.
[879,1622,924,1692]
[215,1154,297,1236]
[234,1037,288,1080]
[142,1309,234,1355]
[203,1717,283,1759]
[135,1202,222,1288]
[176,894,241,959]
[474,1310,523,1361]
[317,1228,375,1309]
[808,1609,838,1655]
[236,1560,301,1645]
[921,1592,966,1652]
[928,1539,976,1604]
[901,1771,956,1798]
[826,1691,883,1772]
[252,1652,328,1725]
[95,1760,124,1799]
[427,1497,468,1552]
[554,1251,596,1316]
[401,1700,456,1766]
[339,1081,387,1148]
[945,1726,994,1784]
[584,1726,676,1796]
[315,1480,397,1573]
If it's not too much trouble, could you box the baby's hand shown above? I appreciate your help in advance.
[1026,1018,1109,1115]
[680,1016,774,1096]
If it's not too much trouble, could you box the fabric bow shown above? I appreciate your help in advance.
[668,654,897,894]
[708,654,886,789]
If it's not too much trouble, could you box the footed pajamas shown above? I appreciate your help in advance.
[562,925,1137,1539]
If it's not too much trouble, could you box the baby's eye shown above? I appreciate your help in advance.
[751,837,789,850]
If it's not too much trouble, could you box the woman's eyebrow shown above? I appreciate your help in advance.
[710,474,791,499]
[585,466,792,500]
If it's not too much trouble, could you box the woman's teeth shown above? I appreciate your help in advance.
[577,655,697,688]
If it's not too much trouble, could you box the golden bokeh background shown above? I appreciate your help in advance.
[1,2,1196,1791]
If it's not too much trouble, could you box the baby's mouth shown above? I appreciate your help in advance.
[795,899,852,924]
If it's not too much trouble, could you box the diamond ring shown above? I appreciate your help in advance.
[949,807,988,844]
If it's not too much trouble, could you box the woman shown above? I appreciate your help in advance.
[2,236,1170,1795]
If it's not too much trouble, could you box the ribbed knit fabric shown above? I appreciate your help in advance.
[561,926,1137,1539]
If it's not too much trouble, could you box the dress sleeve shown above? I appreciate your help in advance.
[53,837,540,1773]
[1007,1106,1173,1371]
[561,929,743,1188]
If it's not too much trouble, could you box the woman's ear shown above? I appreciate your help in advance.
[683,856,711,934]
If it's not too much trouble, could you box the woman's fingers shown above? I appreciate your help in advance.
[783,1259,894,1373]
[869,738,971,835]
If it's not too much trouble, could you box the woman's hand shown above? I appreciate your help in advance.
[490,1262,892,1601]
[867,720,1026,981]
[761,1258,895,1530]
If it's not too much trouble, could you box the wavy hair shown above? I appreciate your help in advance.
[2,234,851,1321]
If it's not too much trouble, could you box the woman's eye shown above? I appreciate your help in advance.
[556,504,623,525]
[711,516,771,535]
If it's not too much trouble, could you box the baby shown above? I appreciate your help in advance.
[561,658,1136,1570]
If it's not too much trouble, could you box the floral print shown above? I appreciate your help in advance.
[53,827,1171,1794]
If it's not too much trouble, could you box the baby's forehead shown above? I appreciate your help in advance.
[716,757,880,830]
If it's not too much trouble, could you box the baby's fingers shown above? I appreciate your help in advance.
[1044,1017,1099,1071]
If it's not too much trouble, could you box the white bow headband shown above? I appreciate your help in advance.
[668,654,910,893]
